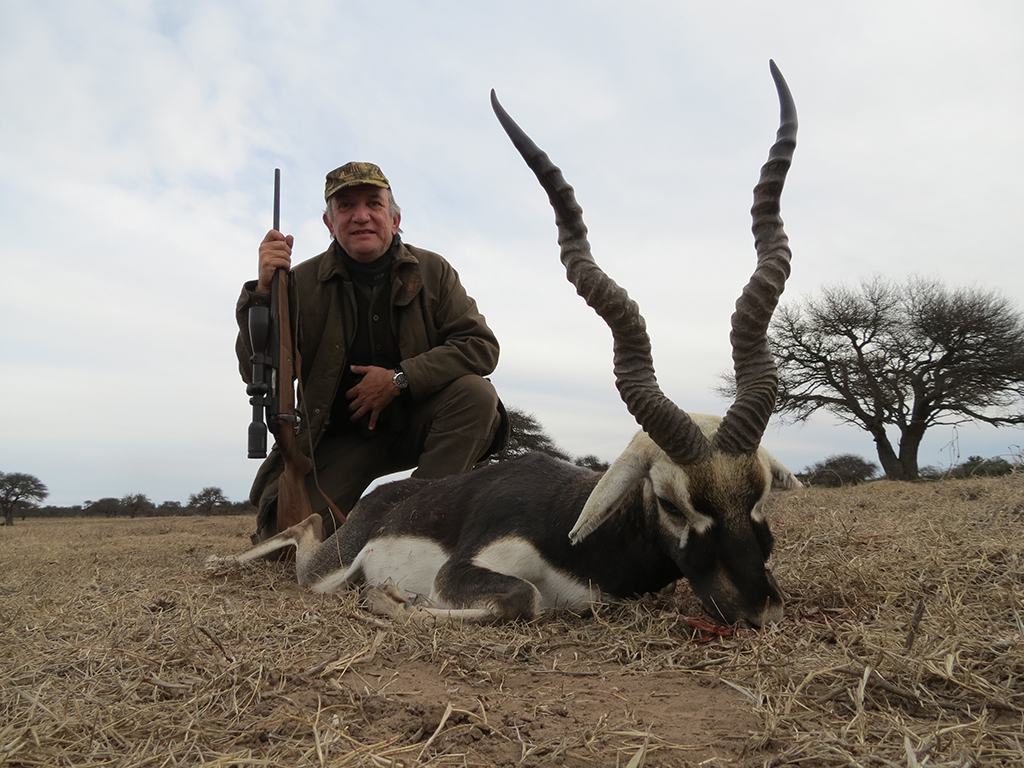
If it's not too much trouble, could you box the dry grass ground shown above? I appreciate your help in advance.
[2,472,1022,767]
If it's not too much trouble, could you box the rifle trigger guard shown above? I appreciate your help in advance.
[278,413,301,434]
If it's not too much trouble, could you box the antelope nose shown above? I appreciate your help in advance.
[738,600,784,630]
[761,600,784,626]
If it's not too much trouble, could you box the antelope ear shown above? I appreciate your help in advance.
[569,433,655,544]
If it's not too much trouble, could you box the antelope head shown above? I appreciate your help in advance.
[492,62,798,627]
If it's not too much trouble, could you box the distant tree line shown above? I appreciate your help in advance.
[6,403,1019,522]
[1,480,255,523]
[798,452,1021,487]
[3,407,614,525]
[922,455,1020,481]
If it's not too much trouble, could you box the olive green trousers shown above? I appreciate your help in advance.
[255,374,501,539]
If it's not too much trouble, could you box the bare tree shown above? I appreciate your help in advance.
[1,472,49,526]
[769,277,1024,480]
[188,487,229,515]
[482,406,572,464]
[479,407,611,471]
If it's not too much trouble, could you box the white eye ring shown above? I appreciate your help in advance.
[657,496,685,517]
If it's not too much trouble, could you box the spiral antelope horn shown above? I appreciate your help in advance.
[713,60,798,456]
[491,90,712,466]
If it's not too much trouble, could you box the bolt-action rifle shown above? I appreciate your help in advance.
[247,170,341,535]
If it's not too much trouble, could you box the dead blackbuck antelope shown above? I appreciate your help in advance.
[238,62,800,628]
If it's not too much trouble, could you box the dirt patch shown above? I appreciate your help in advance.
[3,473,1023,766]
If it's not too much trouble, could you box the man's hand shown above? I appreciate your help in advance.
[346,365,400,431]
[257,230,294,293]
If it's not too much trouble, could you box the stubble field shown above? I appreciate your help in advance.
[2,472,1022,767]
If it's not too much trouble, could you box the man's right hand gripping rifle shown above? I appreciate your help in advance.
[256,230,294,295]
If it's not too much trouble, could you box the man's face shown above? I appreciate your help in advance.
[323,185,401,263]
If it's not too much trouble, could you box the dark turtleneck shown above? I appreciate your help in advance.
[337,236,399,286]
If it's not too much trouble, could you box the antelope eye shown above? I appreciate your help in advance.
[657,497,685,518]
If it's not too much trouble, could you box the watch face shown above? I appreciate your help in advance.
[394,371,408,389]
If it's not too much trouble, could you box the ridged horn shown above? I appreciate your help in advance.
[491,90,712,466]
[713,61,798,456]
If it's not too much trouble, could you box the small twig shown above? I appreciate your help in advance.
[309,630,384,677]
[683,656,732,671]
[142,675,194,692]
[903,599,926,650]
[196,625,234,663]
[815,683,852,705]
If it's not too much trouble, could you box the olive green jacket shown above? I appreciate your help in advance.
[235,240,500,503]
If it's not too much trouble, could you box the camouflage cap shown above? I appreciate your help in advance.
[324,162,390,200]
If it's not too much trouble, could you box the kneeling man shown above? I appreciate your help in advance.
[236,162,504,540]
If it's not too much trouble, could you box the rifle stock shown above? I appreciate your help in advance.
[268,263,313,531]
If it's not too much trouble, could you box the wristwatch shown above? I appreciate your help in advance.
[392,366,408,391]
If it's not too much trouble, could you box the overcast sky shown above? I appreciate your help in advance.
[3,1,1023,506]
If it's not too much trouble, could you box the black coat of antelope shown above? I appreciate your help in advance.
[240,62,800,628]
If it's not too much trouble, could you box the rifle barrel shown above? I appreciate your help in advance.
[273,168,281,232]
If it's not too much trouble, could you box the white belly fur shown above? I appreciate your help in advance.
[358,536,449,603]
[317,534,597,614]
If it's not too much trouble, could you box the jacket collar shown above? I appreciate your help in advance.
[315,239,422,307]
